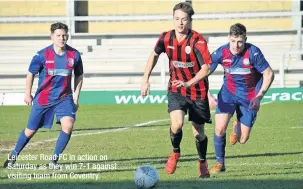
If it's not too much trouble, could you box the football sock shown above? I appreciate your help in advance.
[214,133,226,164]
[195,135,208,163]
[53,131,71,162]
[234,122,239,135]
[170,128,182,153]
[11,129,31,158]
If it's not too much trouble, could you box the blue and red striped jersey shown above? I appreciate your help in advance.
[28,44,83,105]
[210,43,269,101]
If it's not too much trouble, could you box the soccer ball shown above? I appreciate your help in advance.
[134,165,159,188]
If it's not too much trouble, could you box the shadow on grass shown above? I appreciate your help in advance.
[58,151,303,166]
[0,179,302,189]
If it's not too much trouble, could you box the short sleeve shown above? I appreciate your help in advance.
[252,47,269,73]
[74,52,83,76]
[193,38,212,66]
[154,32,166,55]
[209,49,222,74]
[28,53,43,75]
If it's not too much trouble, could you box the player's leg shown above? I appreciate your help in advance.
[165,92,187,174]
[235,104,258,144]
[230,115,240,145]
[209,113,233,175]
[3,105,51,168]
[52,97,76,164]
[210,90,236,174]
[189,99,211,178]
[169,110,185,154]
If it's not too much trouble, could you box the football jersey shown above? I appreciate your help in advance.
[154,29,212,100]
[210,43,269,101]
[28,44,83,105]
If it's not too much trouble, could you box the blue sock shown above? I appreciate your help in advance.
[214,133,226,164]
[11,129,31,157]
[53,131,71,162]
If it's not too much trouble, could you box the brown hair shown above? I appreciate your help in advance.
[229,23,246,37]
[173,2,195,20]
[50,22,68,34]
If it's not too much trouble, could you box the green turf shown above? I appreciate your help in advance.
[0,102,302,189]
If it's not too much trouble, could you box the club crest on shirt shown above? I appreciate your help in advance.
[185,46,191,54]
[67,58,74,67]
[243,58,250,66]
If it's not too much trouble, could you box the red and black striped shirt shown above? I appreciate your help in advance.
[154,29,212,100]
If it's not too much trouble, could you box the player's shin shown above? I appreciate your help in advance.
[53,131,71,162]
[170,128,182,153]
[195,135,208,162]
[11,129,33,157]
[214,133,226,164]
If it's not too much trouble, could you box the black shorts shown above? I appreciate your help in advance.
[167,91,211,125]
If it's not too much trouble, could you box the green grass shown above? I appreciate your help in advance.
[0,102,302,189]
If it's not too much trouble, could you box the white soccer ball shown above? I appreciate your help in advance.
[134,165,159,188]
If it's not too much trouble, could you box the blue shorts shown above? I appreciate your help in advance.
[216,88,257,127]
[27,96,76,130]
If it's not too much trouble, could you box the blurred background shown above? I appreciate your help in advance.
[0,0,302,92]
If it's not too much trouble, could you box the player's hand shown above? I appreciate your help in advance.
[172,80,190,88]
[249,96,261,111]
[24,94,33,106]
[141,81,150,97]
[208,95,217,109]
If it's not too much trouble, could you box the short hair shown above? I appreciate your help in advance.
[173,2,195,20]
[50,22,68,34]
[229,23,246,37]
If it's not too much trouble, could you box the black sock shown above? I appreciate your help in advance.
[196,135,208,162]
[170,128,182,153]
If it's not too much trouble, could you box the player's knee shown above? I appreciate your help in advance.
[195,133,206,142]
[171,126,182,134]
[24,128,37,137]
[215,127,226,136]
[61,123,73,134]
[60,117,74,134]
[171,121,183,133]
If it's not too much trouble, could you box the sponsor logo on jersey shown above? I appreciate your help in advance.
[225,68,251,75]
[48,69,72,76]
[172,61,195,68]
[167,46,174,49]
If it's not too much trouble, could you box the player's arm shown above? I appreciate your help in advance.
[184,38,212,87]
[142,51,160,84]
[24,73,35,105]
[252,48,275,99]
[249,47,275,110]
[141,32,166,96]
[206,49,222,107]
[25,53,43,105]
[256,66,274,99]
[74,53,84,107]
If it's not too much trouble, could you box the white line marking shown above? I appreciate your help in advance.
[0,102,273,152]
[226,161,303,166]
[134,119,169,127]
